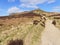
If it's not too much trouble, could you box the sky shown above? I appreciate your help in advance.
[0,0,60,16]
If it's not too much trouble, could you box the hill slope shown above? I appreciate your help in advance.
[0,9,60,45]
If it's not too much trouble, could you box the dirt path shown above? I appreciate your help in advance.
[24,31,33,45]
[24,23,44,45]
[41,19,60,45]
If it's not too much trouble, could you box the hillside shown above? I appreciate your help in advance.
[0,9,60,45]
[0,9,60,26]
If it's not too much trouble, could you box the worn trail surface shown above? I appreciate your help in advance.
[41,19,60,45]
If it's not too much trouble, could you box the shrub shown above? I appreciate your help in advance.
[8,39,23,45]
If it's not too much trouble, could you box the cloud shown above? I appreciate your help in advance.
[52,6,60,12]
[20,4,38,9]
[8,0,15,2]
[20,0,56,9]
[7,7,22,14]
[20,0,55,5]
[47,0,55,4]
[20,0,47,5]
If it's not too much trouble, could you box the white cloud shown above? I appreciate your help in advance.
[8,0,15,2]
[20,0,56,9]
[20,4,38,9]
[52,6,60,12]
[7,7,22,14]
[20,0,55,5]
[20,0,47,5]
[47,0,55,4]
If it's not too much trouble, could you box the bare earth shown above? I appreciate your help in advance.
[41,19,60,45]
[24,31,33,45]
